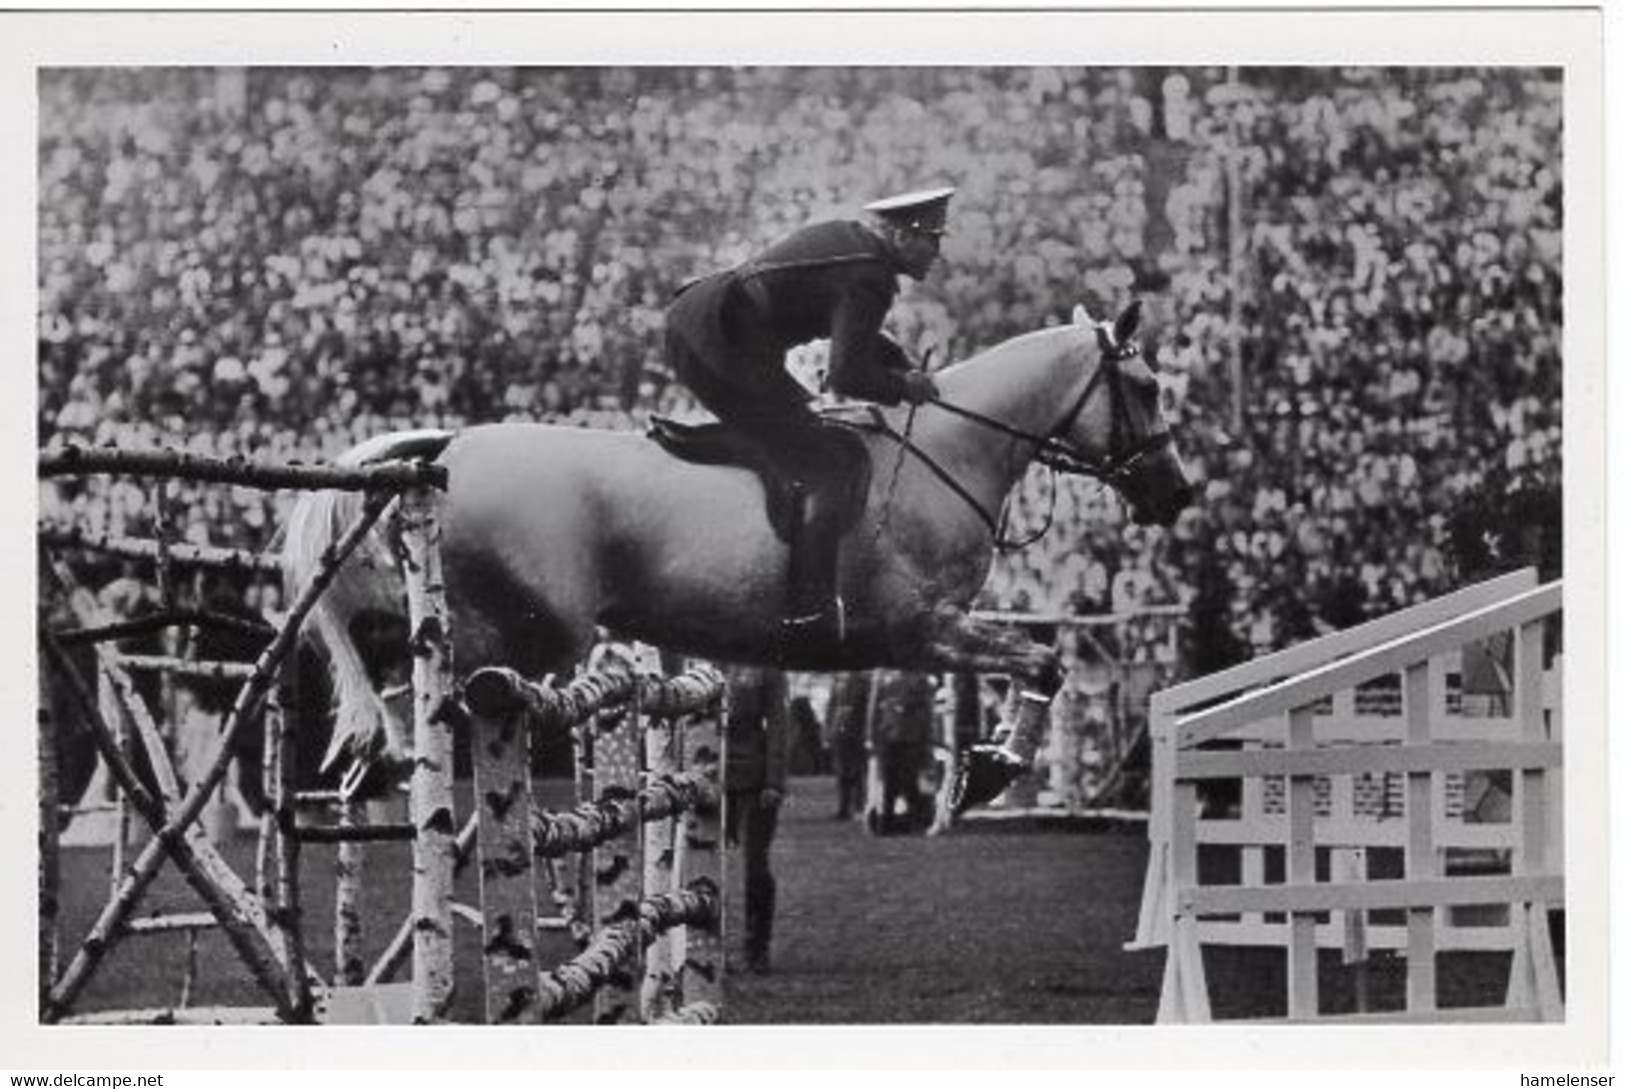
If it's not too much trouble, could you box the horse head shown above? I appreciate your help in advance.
[1055,301,1195,527]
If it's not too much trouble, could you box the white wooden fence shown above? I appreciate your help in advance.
[1130,568,1563,1023]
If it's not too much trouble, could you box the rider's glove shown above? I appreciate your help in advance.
[900,371,939,405]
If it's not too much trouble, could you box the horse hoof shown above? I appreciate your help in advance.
[951,745,1027,815]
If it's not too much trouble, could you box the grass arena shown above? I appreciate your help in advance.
[48,781,1551,1024]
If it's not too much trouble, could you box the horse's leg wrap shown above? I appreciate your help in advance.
[993,690,1051,764]
[915,609,1063,813]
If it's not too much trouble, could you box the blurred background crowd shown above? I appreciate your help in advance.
[38,65,1563,675]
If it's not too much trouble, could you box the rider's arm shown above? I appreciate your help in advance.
[826,275,909,405]
[873,333,913,372]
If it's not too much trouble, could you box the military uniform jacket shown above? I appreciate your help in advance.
[871,670,936,746]
[730,220,915,405]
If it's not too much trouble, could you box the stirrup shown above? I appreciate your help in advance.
[782,597,847,645]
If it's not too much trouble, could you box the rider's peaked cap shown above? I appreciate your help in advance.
[864,186,955,233]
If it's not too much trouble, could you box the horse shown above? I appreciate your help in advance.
[282,301,1194,811]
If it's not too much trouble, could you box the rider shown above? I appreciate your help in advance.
[663,186,954,649]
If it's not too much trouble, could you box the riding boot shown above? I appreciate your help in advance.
[780,486,845,654]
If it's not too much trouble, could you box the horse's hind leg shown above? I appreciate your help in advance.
[446,569,598,682]
[914,607,1063,813]
[303,596,412,778]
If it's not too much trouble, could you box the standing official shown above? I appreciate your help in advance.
[868,669,936,835]
[824,670,872,821]
[723,663,793,974]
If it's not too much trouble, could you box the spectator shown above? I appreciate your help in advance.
[37,66,1562,675]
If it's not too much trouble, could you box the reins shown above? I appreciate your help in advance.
[867,330,1168,552]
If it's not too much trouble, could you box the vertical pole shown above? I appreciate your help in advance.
[38,642,61,1016]
[641,702,681,1021]
[270,650,312,1017]
[1285,706,1318,1020]
[677,681,724,1019]
[1225,65,1246,433]
[254,662,280,916]
[1509,618,1562,1019]
[938,673,961,833]
[1165,772,1210,1022]
[151,480,177,747]
[570,719,594,944]
[398,485,456,1024]
[179,926,200,1009]
[464,672,543,1025]
[591,687,644,1024]
[1337,847,1371,1013]
[1134,691,1175,947]
[105,668,132,891]
[1403,661,1438,1014]
[333,800,365,986]
[1239,743,1267,943]
[863,671,883,831]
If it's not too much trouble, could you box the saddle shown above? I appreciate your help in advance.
[647,413,874,546]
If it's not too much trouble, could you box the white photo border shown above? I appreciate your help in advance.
[3,1,1610,1071]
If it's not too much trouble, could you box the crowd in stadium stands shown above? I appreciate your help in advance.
[38,65,1563,671]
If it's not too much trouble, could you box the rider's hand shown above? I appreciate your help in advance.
[759,787,785,811]
[900,371,938,405]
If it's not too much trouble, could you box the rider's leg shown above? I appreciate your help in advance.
[773,423,854,644]
[782,480,843,625]
[666,316,848,641]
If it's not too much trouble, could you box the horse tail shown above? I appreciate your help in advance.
[280,429,454,774]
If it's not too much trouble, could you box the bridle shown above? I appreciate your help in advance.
[870,325,1173,551]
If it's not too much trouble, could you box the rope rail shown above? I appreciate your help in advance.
[531,771,719,859]
[464,662,725,731]
[535,884,719,1021]
[462,651,726,1025]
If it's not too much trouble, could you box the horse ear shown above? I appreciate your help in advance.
[1114,299,1143,344]
[1072,303,1096,327]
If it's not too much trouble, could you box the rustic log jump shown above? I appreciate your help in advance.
[40,442,447,492]
[38,444,446,1025]
[458,658,726,1025]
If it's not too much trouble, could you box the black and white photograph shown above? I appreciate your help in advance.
[8,3,1613,1073]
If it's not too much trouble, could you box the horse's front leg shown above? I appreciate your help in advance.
[915,607,1062,814]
